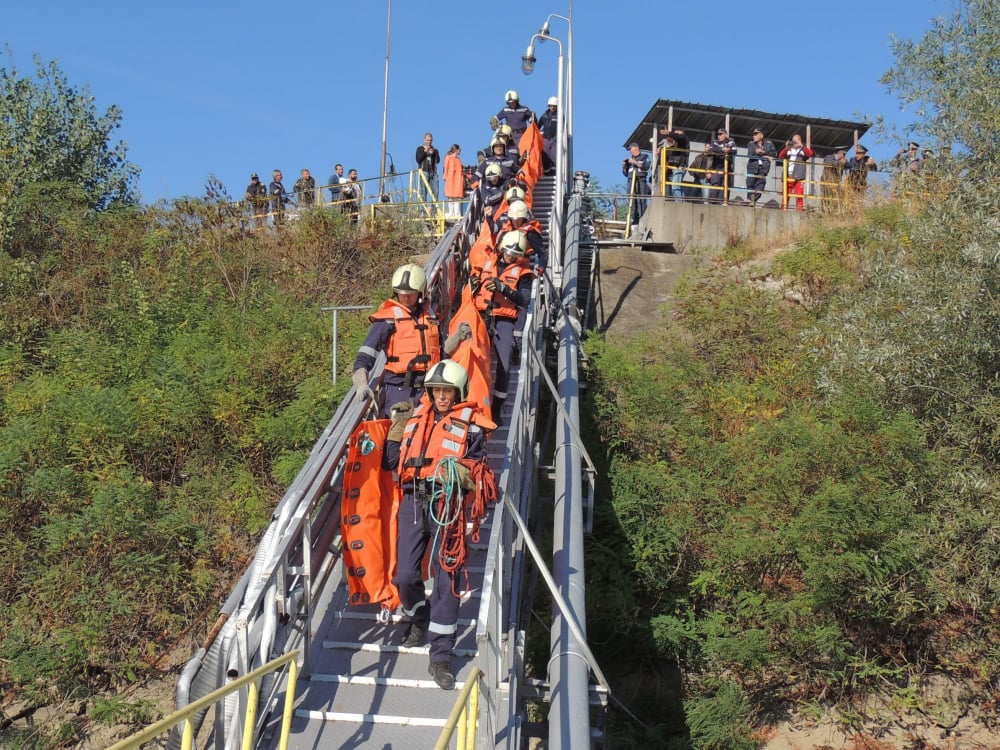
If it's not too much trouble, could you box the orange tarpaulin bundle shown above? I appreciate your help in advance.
[468,219,495,276]
[341,419,402,611]
[448,286,496,429]
[517,121,544,191]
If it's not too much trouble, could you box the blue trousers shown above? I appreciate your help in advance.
[394,488,461,662]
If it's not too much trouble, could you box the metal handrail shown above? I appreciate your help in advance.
[110,650,299,750]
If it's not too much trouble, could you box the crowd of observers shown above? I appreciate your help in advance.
[241,90,560,230]
[625,124,933,218]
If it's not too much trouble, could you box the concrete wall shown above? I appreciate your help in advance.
[638,197,806,252]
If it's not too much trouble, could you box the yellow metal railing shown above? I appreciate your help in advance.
[107,650,300,750]
[433,666,482,750]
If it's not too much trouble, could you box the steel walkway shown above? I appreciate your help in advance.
[167,160,612,749]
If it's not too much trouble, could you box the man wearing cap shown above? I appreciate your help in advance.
[893,141,922,174]
[623,142,652,224]
[845,144,877,196]
[244,173,268,229]
[707,128,737,204]
[745,128,776,206]
[538,96,559,175]
[657,127,690,201]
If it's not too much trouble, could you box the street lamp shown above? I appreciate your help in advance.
[521,29,565,274]
[521,43,537,75]
[538,13,573,187]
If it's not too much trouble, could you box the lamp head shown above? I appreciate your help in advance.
[521,43,536,75]
[540,19,551,36]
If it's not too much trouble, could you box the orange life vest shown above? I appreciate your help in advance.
[398,401,483,482]
[473,255,533,319]
[369,299,441,376]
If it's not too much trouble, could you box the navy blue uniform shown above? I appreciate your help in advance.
[495,104,535,142]
[383,410,486,664]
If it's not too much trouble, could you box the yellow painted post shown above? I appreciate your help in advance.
[181,718,194,750]
[466,678,480,750]
[241,680,259,750]
[278,658,299,750]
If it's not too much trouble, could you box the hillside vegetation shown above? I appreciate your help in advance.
[582,6,1000,746]
[0,180,425,744]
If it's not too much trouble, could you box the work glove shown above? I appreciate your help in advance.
[455,462,475,492]
[352,368,374,404]
[485,278,511,296]
[387,400,413,442]
[469,276,482,294]
[489,116,499,130]
[443,322,473,355]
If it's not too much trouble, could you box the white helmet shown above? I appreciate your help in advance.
[485,163,503,180]
[498,124,513,138]
[499,230,527,256]
[391,263,427,294]
[505,186,526,204]
[424,359,469,401]
[547,96,558,107]
[490,137,505,152]
[505,89,519,103]
[507,201,530,221]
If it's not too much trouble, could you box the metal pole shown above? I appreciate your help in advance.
[321,305,372,386]
[552,45,565,275]
[379,0,391,199]
[549,191,591,750]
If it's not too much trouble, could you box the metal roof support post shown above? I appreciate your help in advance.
[549,192,592,750]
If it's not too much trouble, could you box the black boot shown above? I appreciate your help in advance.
[428,660,455,690]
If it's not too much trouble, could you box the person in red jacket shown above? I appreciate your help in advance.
[443,144,465,220]
[778,132,815,211]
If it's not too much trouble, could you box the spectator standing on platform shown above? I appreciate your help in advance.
[342,168,362,225]
[294,168,316,209]
[244,173,268,228]
[892,141,922,174]
[745,128,776,206]
[269,169,287,227]
[688,143,714,202]
[821,150,847,210]
[658,127,690,201]
[443,144,464,220]
[778,133,814,211]
[327,163,345,205]
[623,142,651,224]
[845,144,877,196]
[707,128,737,205]
[415,132,440,205]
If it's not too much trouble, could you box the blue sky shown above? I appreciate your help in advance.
[5,0,947,204]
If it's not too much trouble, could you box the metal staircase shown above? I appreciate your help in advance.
[165,119,607,749]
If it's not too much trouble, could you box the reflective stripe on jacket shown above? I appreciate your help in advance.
[398,403,476,481]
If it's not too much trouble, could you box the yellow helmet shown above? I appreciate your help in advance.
[505,186,526,204]
[498,230,527,256]
[485,163,503,180]
[391,263,427,294]
[424,359,469,401]
[507,201,530,221]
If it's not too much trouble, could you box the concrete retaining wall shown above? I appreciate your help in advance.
[639,197,806,252]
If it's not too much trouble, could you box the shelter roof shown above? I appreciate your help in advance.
[624,99,872,154]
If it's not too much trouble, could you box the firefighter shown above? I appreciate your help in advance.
[493,200,547,276]
[352,263,470,417]
[471,230,534,422]
[383,360,492,690]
